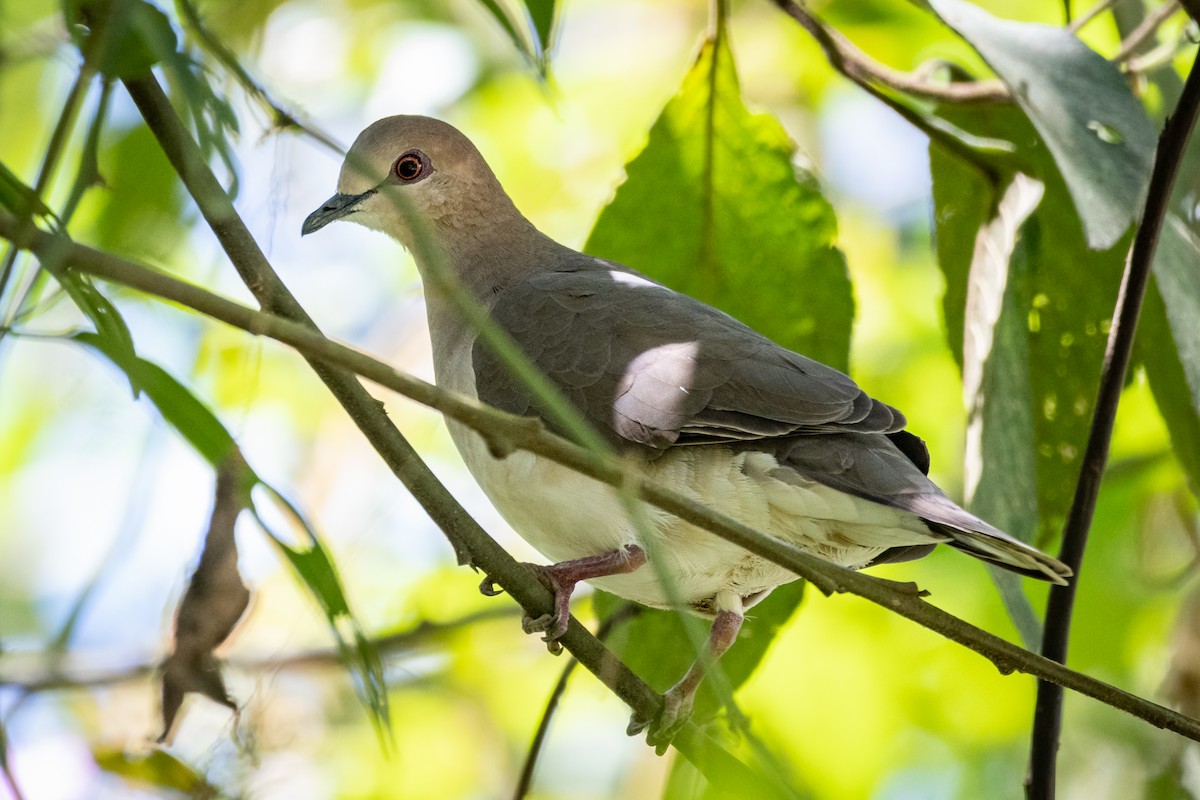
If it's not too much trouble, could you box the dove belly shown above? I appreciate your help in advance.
[446,421,938,612]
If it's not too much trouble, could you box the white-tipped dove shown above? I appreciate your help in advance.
[303,115,1070,746]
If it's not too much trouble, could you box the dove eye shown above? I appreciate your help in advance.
[393,151,429,183]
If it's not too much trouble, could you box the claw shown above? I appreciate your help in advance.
[481,546,648,657]
[626,606,745,754]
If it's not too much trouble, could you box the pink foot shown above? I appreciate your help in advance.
[482,544,647,654]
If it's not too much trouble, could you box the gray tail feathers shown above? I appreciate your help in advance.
[928,521,1072,585]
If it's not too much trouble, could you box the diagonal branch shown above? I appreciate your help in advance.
[1026,47,1200,800]
[113,74,765,789]
[768,0,1009,103]
[3,211,1200,747]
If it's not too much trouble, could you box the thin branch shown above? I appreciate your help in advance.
[1113,1,1183,64]
[4,215,1200,748]
[1026,46,1200,800]
[1068,0,1124,33]
[111,74,766,789]
[0,66,92,322]
[515,605,639,800]
[769,0,1009,178]
[173,0,343,155]
[0,608,518,694]
[768,0,1009,103]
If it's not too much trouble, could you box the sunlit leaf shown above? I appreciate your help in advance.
[585,35,852,370]
[928,0,1156,250]
[94,748,218,797]
[88,125,188,260]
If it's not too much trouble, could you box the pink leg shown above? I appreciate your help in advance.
[482,544,647,654]
[629,606,744,753]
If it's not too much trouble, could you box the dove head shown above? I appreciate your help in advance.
[302,116,546,274]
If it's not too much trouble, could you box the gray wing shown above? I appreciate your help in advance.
[474,267,904,451]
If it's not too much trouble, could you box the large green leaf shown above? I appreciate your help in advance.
[932,105,1129,548]
[585,35,853,371]
[928,0,1156,250]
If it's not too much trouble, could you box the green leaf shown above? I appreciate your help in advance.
[595,581,805,721]
[89,125,187,260]
[525,0,557,62]
[474,0,552,74]
[928,0,1156,250]
[253,486,390,738]
[66,0,179,80]
[74,331,238,467]
[585,35,852,370]
[1142,217,1200,494]
[95,748,218,796]
[0,161,51,217]
[932,105,1129,549]
[60,272,138,390]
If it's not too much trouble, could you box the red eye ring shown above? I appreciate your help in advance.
[394,153,425,182]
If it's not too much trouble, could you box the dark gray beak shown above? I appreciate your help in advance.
[301,190,376,236]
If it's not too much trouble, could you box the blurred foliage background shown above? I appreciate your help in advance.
[1,0,1199,797]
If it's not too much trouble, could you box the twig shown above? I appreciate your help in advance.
[1113,1,1182,64]
[768,0,1009,103]
[4,215,1200,747]
[112,75,766,789]
[173,0,343,155]
[1026,46,1200,800]
[514,604,640,800]
[769,0,1008,178]
[1068,0,1124,32]
[0,608,518,693]
[0,67,92,322]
